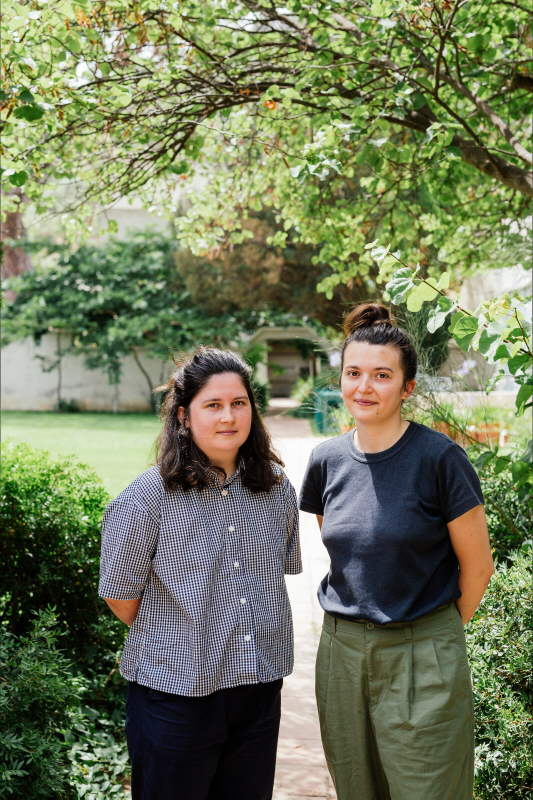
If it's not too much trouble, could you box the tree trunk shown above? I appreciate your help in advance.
[131,346,157,413]
[1,191,32,301]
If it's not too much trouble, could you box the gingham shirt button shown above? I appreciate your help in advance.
[228,525,235,532]
[221,489,228,497]
[234,561,240,568]
[240,598,246,604]
[244,635,251,642]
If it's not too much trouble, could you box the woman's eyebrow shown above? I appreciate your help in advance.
[345,365,393,372]
[203,395,249,402]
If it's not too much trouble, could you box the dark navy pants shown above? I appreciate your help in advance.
[125,679,283,800]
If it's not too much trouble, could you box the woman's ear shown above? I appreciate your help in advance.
[402,379,416,401]
[177,406,188,427]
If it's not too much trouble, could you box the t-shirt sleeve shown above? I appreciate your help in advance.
[99,492,160,600]
[298,450,324,515]
[283,479,303,575]
[436,443,484,524]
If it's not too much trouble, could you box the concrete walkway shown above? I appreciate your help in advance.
[265,409,335,800]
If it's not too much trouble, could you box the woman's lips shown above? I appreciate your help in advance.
[217,430,238,435]
[355,400,377,406]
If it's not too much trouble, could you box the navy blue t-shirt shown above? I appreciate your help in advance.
[299,422,484,624]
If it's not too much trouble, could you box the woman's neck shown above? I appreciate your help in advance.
[353,417,410,455]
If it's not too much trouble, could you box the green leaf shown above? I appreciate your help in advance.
[475,450,495,471]
[113,92,132,108]
[493,457,509,475]
[427,306,450,333]
[436,272,450,290]
[406,280,439,312]
[448,311,466,333]
[511,459,530,484]
[18,89,35,103]
[412,92,427,109]
[8,170,28,187]
[364,239,379,250]
[478,328,500,357]
[516,380,533,416]
[385,268,414,305]
[437,296,454,312]
[452,316,479,351]
[13,105,44,121]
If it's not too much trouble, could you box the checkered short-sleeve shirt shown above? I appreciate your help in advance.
[99,463,302,696]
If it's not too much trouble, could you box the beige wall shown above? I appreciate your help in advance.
[1,333,167,412]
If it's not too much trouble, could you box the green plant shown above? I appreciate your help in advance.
[467,552,533,799]
[289,370,338,419]
[0,608,83,799]
[369,243,532,522]
[0,442,132,798]
[0,441,122,661]
[241,342,271,414]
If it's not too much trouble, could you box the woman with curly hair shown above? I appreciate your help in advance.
[99,347,301,800]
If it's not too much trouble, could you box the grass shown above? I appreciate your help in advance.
[1,411,162,498]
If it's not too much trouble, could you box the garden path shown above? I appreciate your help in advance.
[265,406,335,800]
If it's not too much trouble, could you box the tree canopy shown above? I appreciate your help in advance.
[2,0,531,293]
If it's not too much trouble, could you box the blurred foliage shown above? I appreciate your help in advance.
[467,552,533,799]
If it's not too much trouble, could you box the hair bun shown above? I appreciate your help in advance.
[343,303,394,337]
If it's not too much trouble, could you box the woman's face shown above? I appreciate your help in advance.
[341,341,415,426]
[179,372,253,468]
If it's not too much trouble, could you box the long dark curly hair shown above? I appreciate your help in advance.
[155,347,284,492]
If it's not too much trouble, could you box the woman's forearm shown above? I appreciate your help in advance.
[456,567,493,625]
[105,598,141,626]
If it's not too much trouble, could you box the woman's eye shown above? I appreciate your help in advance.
[377,373,389,379]
[233,401,245,406]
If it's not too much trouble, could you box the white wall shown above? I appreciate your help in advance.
[1,333,168,412]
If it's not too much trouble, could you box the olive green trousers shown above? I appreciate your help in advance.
[315,604,474,800]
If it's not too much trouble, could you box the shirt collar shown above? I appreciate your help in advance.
[206,456,244,488]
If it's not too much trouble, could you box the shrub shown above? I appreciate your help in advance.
[0,442,130,799]
[467,552,533,799]
[0,441,124,669]
[0,608,83,799]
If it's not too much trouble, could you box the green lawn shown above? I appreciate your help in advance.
[1,412,162,498]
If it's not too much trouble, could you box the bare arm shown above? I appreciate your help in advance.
[316,514,323,531]
[448,504,494,625]
[104,598,141,626]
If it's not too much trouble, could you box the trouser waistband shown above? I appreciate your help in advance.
[323,603,457,639]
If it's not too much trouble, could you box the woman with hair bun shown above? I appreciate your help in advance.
[300,303,494,800]
[99,347,302,800]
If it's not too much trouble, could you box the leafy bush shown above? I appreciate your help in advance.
[0,440,123,666]
[0,441,130,798]
[0,608,83,799]
[467,553,533,799]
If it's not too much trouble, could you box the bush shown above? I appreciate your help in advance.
[0,608,83,799]
[0,441,124,668]
[467,552,533,799]
[0,442,130,798]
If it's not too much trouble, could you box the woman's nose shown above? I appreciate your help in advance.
[220,404,236,421]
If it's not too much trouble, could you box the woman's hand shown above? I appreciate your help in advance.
[104,598,141,626]
[448,504,494,625]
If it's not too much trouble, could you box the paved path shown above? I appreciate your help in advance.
[265,409,335,800]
